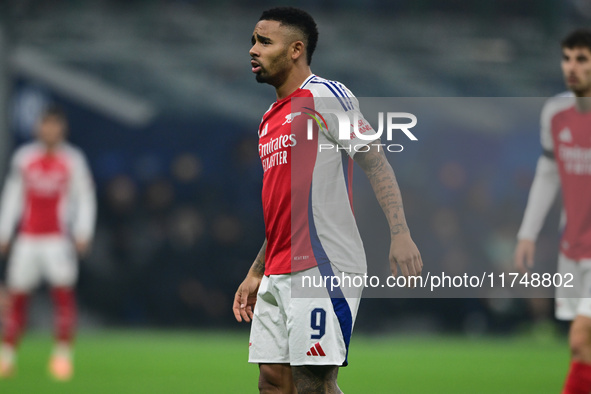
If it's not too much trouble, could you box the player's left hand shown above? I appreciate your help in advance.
[0,242,9,257]
[75,240,91,257]
[233,274,261,323]
[514,239,535,272]
[389,233,422,283]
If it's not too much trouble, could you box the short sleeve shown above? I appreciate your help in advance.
[539,93,576,156]
[314,93,378,158]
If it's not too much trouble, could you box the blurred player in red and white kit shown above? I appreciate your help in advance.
[515,29,591,394]
[0,105,96,380]
[233,7,421,393]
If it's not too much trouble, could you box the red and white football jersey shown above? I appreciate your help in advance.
[0,141,96,243]
[542,95,591,260]
[259,74,377,275]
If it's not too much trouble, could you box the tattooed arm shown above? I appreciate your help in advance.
[248,239,267,277]
[233,239,267,322]
[354,141,422,278]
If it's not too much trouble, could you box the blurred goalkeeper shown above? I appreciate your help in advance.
[0,105,96,380]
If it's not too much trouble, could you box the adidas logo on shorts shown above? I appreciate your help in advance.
[306,342,326,357]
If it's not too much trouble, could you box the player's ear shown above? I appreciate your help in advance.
[291,40,305,61]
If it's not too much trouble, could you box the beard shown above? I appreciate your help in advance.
[572,85,591,97]
[255,71,268,84]
[254,49,290,86]
[255,65,290,87]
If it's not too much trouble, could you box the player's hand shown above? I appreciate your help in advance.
[233,274,261,323]
[389,233,422,284]
[0,242,10,257]
[514,239,535,272]
[75,240,91,257]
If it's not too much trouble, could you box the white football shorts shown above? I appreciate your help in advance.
[555,253,591,320]
[6,235,77,292]
[248,263,362,367]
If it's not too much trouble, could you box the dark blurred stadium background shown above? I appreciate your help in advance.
[0,0,588,337]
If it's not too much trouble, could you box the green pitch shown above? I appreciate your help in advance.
[0,330,567,393]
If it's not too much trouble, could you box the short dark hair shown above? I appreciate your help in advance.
[41,104,67,122]
[561,28,591,51]
[259,7,318,65]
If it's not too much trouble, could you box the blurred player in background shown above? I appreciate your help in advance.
[233,7,421,393]
[0,105,96,380]
[515,29,591,394]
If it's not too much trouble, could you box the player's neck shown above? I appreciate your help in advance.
[43,142,61,154]
[275,67,312,101]
[575,92,591,112]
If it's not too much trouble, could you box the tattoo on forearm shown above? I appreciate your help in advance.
[390,223,405,236]
[251,240,267,275]
[252,257,264,275]
[355,147,409,236]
